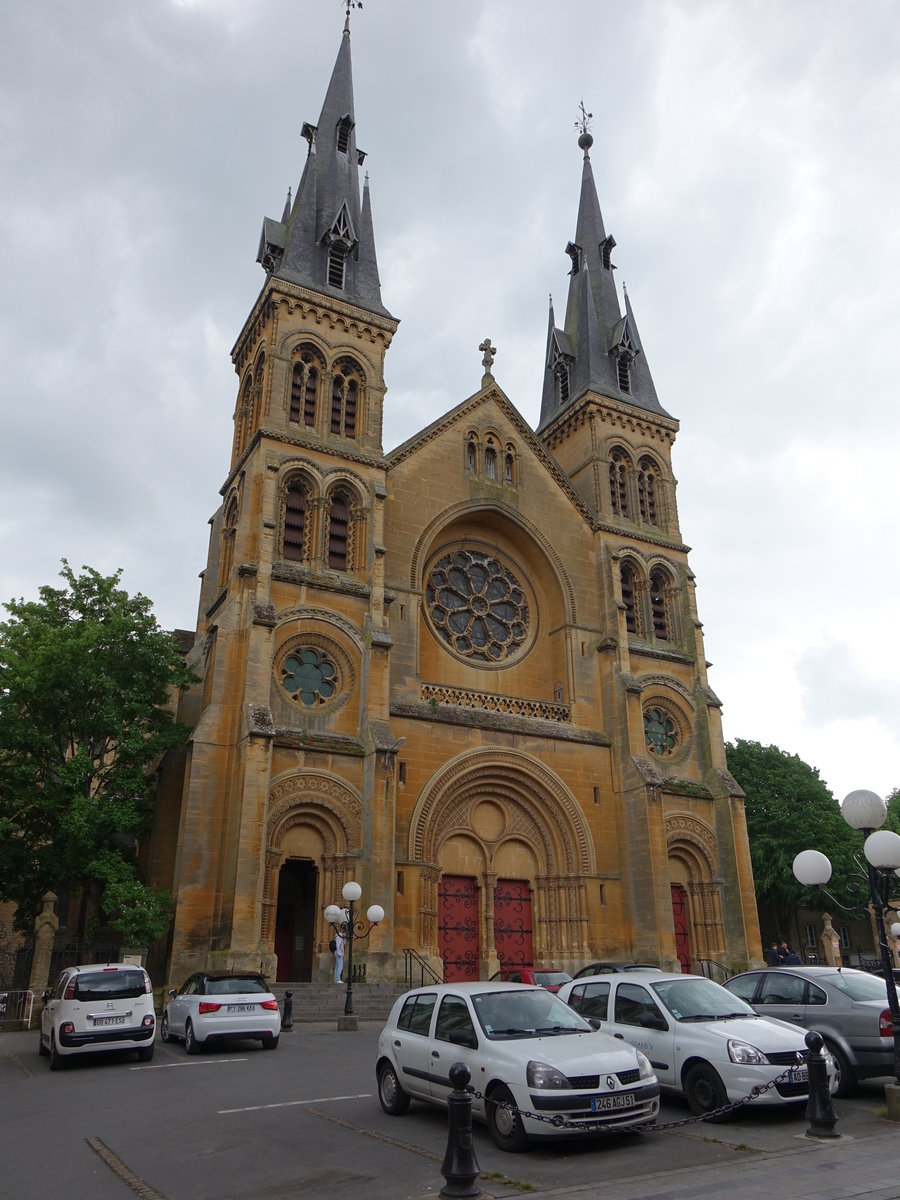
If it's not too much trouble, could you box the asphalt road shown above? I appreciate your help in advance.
[0,1023,892,1200]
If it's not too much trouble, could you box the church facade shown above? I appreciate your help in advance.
[150,19,762,987]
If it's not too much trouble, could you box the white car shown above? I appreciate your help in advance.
[376,981,660,1151]
[556,971,830,1117]
[39,962,156,1070]
[161,972,280,1052]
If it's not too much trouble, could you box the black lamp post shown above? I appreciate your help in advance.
[792,788,900,1090]
[324,881,384,1029]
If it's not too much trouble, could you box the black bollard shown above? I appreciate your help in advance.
[281,990,293,1032]
[804,1029,839,1139]
[440,1062,481,1199]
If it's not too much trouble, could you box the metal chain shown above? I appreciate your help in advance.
[466,1061,802,1133]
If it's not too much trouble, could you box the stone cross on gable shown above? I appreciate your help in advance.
[479,337,497,385]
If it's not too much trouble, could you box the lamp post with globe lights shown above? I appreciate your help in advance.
[792,789,900,1096]
[324,881,385,1031]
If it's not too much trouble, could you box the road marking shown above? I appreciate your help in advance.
[219,1092,372,1113]
[131,1058,247,1070]
[6,1053,35,1079]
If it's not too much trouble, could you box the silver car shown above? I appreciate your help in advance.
[161,972,281,1053]
[723,966,899,1095]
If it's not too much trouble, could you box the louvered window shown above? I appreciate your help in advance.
[485,447,496,480]
[649,569,669,640]
[328,246,346,289]
[331,361,362,439]
[638,458,658,525]
[609,449,630,517]
[617,354,631,393]
[336,116,353,154]
[328,491,350,570]
[283,479,308,562]
[621,563,638,634]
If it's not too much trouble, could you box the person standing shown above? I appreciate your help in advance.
[766,942,781,966]
[333,925,346,983]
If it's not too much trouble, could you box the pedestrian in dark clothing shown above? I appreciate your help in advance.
[777,940,789,964]
[766,942,781,966]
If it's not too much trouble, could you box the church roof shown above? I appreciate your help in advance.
[255,20,392,319]
[538,131,671,430]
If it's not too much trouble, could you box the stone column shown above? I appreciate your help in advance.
[28,892,58,997]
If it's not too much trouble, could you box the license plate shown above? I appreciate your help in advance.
[92,1015,126,1027]
[788,1067,809,1084]
[227,1004,254,1013]
[591,1092,636,1112]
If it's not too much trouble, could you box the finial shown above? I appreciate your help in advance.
[341,0,362,30]
[479,337,497,385]
[575,99,593,154]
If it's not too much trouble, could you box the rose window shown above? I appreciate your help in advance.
[425,550,529,663]
[280,647,338,706]
[644,706,678,756]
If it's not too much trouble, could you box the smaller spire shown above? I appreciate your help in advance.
[281,187,292,223]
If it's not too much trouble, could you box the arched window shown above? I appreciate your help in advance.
[504,446,515,484]
[609,447,631,517]
[336,115,354,154]
[290,350,321,427]
[219,497,238,588]
[638,457,659,526]
[331,358,363,439]
[620,562,639,634]
[485,446,497,480]
[649,568,671,641]
[236,375,253,456]
[251,353,266,429]
[328,488,351,570]
[466,438,476,472]
[282,476,309,562]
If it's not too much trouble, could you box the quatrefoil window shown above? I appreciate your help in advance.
[425,550,530,663]
[644,706,678,756]
[280,647,338,706]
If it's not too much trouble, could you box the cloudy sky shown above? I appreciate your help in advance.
[3,0,899,806]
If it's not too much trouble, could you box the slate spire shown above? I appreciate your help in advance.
[256,21,390,318]
[538,124,666,429]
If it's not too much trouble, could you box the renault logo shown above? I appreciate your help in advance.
[606,1074,616,1089]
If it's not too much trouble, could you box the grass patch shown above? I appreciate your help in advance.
[481,1170,536,1193]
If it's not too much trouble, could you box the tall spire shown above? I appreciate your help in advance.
[255,21,391,318]
[538,113,666,429]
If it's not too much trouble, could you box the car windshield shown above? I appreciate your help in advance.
[472,989,591,1039]
[818,970,899,1002]
[73,970,147,1001]
[206,976,268,995]
[533,972,573,987]
[651,977,755,1022]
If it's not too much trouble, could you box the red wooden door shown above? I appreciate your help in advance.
[493,879,533,969]
[438,875,479,981]
[671,884,692,973]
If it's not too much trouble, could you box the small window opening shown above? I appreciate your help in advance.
[649,569,668,640]
[621,563,638,634]
[485,447,496,480]
[616,354,631,393]
[397,870,404,895]
[504,452,514,483]
[283,478,308,562]
[553,682,563,702]
[601,235,616,270]
[593,787,600,806]
[336,116,353,155]
[398,762,406,786]
[638,458,658,525]
[327,245,346,289]
[609,449,630,518]
[328,490,350,570]
[399,604,406,621]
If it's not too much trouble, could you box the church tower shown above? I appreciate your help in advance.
[153,20,761,988]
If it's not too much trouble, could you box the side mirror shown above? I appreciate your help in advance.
[588,1017,603,1031]
[450,1030,478,1049]
[167,988,177,998]
[41,991,49,1004]
[639,1012,668,1031]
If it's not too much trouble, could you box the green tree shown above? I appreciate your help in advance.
[884,788,900,835]
[725,739,860,941]
[0,562,195,944]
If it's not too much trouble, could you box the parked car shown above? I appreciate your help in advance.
[722,965,899,1096]
[39,962,156,1070]
[489,967,573,992]
[376,981,660,1151]
[161,972,280,1052]
[556,971,826,1117]
[572,962,661,979]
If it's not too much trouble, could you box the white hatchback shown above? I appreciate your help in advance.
[39,962,156,1070]
[162,972,281,1052]
[376,981,659,1151]
[556,971,831,1117]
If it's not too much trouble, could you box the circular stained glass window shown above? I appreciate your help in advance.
[281,647,338,706]
[644,706,678,756]
[425,549,530,664]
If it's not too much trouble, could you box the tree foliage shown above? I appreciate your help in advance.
[0,562,194,943]
[726,739,862,938]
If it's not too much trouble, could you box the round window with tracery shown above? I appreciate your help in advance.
[425,549,530,664]
[644,706,679,756]
[280,647,339,706]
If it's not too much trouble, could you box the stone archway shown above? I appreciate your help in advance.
[409,749,596,972]
[665,811,725,967]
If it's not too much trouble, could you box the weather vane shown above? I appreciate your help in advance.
[341,0,363,17]
[574,100,593,137]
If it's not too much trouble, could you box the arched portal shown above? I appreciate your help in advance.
[409,749,596,975]
[665,811,725,970]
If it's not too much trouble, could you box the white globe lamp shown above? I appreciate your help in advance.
[792,849,833,887]
[841,789,887,832]
[342,880,362,903]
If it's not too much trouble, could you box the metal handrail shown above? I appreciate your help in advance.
[403,948,443,987]
[695,956,731,983]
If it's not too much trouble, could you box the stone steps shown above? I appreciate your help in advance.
[271,981,404,1022]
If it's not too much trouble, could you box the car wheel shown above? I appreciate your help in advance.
[38,1032,49,1057]
[184,1019,201,1055]
[824,1040,857,1098]
[486,1084,529,1152]
[684,1062,729,1120]
[261,1034,279,1050]
[377,1061,411,1115]
[137,1043,155,1062]
[160,1013,174,1043]
[48,1031,64,1072]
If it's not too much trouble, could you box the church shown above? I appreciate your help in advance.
[149,15,763,988]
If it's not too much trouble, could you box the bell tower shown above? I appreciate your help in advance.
[163,15,400,984]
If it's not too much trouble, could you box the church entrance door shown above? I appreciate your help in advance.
[671,884,691,973]
[493,879,533,968]
[438,875,479,982]
[275,860,318,982]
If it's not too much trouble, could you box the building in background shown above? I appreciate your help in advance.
[149,16,762,986]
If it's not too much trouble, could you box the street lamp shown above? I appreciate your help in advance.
[324,880,385,1029]
[792,788,900,1090]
